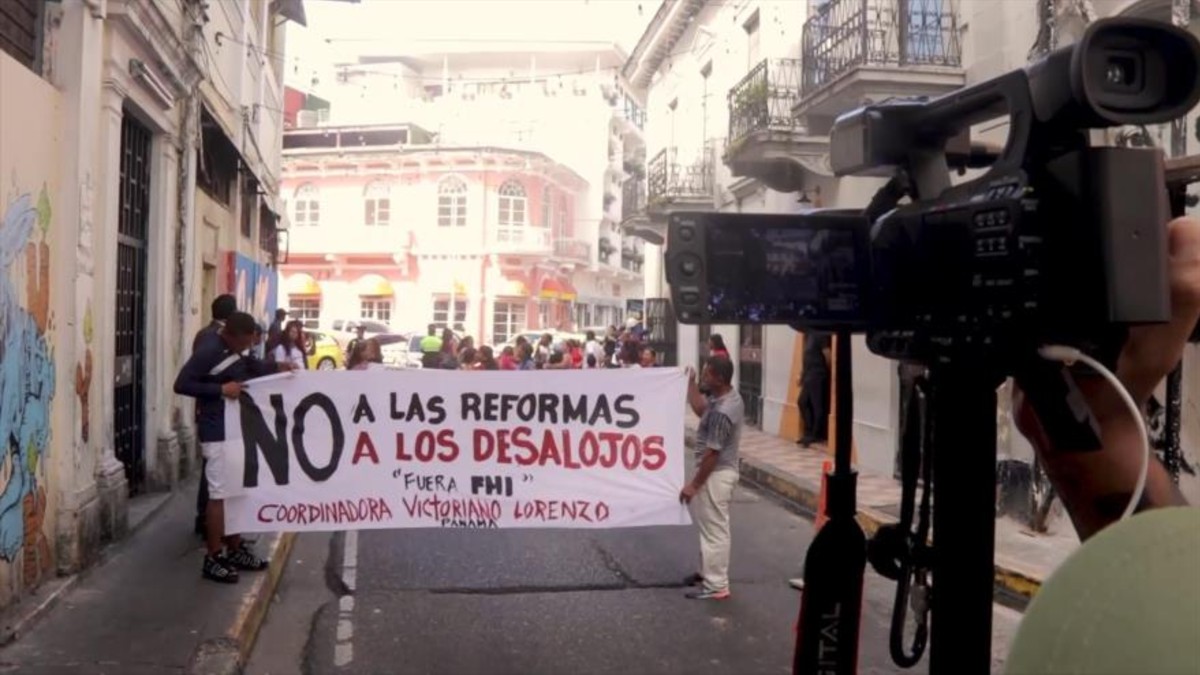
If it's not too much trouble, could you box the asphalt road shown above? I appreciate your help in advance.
[247,484,1022,675]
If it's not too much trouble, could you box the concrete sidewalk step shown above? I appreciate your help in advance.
[0,480,294,675]
[686,418,1079,608]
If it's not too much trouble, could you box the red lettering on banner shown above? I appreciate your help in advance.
[561,430,582,469]
[538,430,562,467]
[353,432,380,465]
[510,499,609,523]
[396,432,413,461]
[474,429,495,462]
[255,498,393,525]
[468,429,668,472]
[642,435,666,471]
[415,431,437,462]
[511,426,538,466]
[598,432,622,468]
[437,429,460,462]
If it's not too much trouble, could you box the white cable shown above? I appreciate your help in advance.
[1037,345,1150,522]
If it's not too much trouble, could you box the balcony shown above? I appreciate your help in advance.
[620,241,644,275]
[646,146,714,226]
[724,58,832,193]
[621,179,646,225]
[795,0,965,135]
[491,226,552,256]
[597,236,619,266]
[553,238,592,265]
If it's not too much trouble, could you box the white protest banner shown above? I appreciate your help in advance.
[221,368,691,533]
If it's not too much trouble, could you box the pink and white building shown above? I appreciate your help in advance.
[279,124,638,344]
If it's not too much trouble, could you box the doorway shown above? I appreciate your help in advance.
[113,111,152,493]
[739,324,763,428]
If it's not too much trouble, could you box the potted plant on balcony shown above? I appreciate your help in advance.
[732,78,769,123]
[598,236,617,263]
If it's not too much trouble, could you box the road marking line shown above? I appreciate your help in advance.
[334,531,358,669]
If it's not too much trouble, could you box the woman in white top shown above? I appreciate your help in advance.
[273,321,308,371]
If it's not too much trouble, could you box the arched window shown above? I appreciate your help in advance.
[556,194,568,239]
[540,185,553,229]
[364,181,391,226]
[294,184,320,226]
[496,178,525,228]
[437,176,468,227]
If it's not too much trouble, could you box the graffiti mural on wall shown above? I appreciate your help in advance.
[0,185,56,578]
[224,252,278,329]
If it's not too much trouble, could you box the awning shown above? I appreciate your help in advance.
[539,278,563,300]
[495,278,529,297]
[285,273,320,296]
[355,273,393,297]
[538,278,577,302]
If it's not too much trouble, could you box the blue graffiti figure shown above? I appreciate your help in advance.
[0,193,56,561]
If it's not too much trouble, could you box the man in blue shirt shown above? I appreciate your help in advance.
[175,311,283,583]
[191,294,238,536]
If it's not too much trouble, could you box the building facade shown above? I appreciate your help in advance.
[279,128,629,343]
[277,41,648,340]
[624,0,1200,512]
[0,0,300,610]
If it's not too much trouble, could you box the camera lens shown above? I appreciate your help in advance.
[1103,55,1138,90]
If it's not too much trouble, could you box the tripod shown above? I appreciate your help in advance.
[793,332,1004,674]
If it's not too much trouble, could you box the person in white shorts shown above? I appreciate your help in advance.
[175,312,289,583]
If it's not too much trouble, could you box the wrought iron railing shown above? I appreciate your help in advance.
[621,180,646,221]
[622,93,646,131]
[801,0,962,97]
[647,147,714,206]
[728,58,803,143]
[553,238,592,262]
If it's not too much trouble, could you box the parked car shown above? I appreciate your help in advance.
[326,318,392,346]
[374,332,417,369]
[304,329,345,370]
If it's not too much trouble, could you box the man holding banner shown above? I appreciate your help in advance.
[679,356,743,601]
[175,312,279,583]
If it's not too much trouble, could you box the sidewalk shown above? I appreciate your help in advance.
[0,479,294,675]
[685,416,1080,608]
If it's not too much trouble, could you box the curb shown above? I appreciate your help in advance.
[186,531,297,675]
[698,427,1045,609]
[736,455,1042,609]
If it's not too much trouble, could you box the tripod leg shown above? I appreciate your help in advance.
[928,371,998,674]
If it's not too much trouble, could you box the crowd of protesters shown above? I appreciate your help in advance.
[415,319,662,371]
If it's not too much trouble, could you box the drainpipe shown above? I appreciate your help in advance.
[178,4,203,374]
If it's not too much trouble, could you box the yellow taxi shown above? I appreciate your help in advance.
[304,329,346,370]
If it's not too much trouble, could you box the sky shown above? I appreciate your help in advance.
[285,0,655,90]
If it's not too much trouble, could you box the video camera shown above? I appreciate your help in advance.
[667,18,1200,366]
[665,17,1200,675]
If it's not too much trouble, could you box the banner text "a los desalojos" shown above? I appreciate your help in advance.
[238,390,667,488]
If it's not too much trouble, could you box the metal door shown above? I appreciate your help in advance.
[739,324,763,428]
[643,298,677,367]
[114,112,151,493]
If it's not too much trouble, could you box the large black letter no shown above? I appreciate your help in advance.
[241,394,290,487]
[291,393,345,482]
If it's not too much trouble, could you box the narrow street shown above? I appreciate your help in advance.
[247,485,1021,675]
